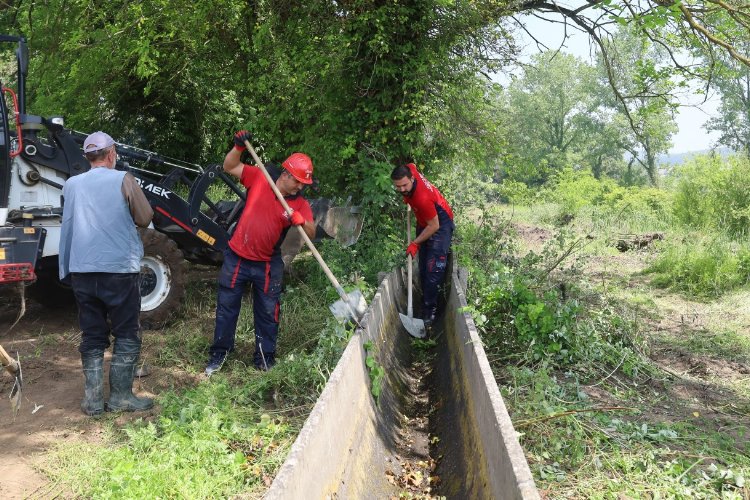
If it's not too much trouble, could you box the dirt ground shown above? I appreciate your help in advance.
[0,291,165,499]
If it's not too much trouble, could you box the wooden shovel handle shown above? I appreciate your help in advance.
[0,344,18,374]
[407,206,414,317]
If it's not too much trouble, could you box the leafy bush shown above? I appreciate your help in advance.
[479,275,581,363]
[601,186,673,219]
[544,168,616,214]
[498,179,534,205]
[672,154,750,238]
[538,168,674,225]
[460,227,646,369]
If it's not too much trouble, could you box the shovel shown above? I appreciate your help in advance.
[243,139,367,324]
[399,207,425,338]
[0,344,22,417]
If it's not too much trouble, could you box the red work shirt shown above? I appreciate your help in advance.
[229,165,313,262]
[402,163,454,228]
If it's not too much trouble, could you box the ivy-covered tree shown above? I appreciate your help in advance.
[0,0,520,208]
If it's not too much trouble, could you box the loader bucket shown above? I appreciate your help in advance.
[322,206,364,248]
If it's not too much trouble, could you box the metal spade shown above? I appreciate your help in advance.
[399,207,425,338]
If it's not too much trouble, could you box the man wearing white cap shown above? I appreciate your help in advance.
[59,131,155,415]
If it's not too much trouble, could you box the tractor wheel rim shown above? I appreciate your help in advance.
[140,256,172,312]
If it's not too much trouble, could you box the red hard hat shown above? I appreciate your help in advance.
[282,153,314,185]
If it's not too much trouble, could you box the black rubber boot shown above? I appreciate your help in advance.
[106,339,154,412]
[80,351,105,416]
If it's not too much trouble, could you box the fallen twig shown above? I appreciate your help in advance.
[514,406,637,428]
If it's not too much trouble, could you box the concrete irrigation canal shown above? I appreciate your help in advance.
[266,264,540,499]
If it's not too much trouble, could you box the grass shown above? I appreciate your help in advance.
[41,256,355,498]
[653,327,750,365]
[505,365,750,499]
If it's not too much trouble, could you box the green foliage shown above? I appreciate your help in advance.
[0,0,518,204]
[497,179,534,205]
[507,364,750,498]
[672,154,750,238]
[597,27,679,185]
[703,41,750,157]
[481,274,581,363]
[600,184,673,219]
[363,341,385,402]
[457,218,646,370]
[534,169,673,230]
[544,168,615,214]
[645,235,750,299]
[501,52,607,185]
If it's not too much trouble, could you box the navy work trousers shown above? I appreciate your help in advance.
[417,221,454,321]
[209,248,283,367]
[71,272,142,353]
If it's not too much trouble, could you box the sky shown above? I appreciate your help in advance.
[509,14,721,154]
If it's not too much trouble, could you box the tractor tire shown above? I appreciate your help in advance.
[27,256,76,308]
[138,228,186,329]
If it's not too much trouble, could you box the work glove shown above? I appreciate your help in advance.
[290,211,306,226]
[406,241,419,258]
[233,130,252,151]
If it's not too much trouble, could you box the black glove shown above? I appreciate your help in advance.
[233,130,251,151]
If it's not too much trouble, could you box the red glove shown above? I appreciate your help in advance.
[406,241,419,257]
[290,211,306,226]
[233,130,251,151]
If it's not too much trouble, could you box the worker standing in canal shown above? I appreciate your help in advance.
[391,162,454,331]
[205,130,316,376]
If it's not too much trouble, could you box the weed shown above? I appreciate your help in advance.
[363,340,385,402]
[645,235,750,299]
[42,239,368,497]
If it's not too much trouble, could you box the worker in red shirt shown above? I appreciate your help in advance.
[391,163,455,331]
[205,130,316,375]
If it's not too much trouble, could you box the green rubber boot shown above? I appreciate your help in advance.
[80,351,105,416]
[106,339,154,412]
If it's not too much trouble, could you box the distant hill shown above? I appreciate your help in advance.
[658,147,733,166]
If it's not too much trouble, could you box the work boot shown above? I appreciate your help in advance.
[204,352,228,377]
[80,351,104,416]
[106,339,154,412]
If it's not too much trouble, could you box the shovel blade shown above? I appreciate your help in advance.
[9,358,21,418]
[10,379,21,418]
[399,313,426,339]
[322,206,364,247]
[329,289,367,323]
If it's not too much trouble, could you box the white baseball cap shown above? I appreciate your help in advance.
[83,131,115,153]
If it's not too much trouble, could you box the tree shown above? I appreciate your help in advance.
[502,52,604,185]
[705,42,750,157]
[597,28,678,185]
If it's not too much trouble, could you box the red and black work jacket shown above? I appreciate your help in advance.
[402,163,454,231]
